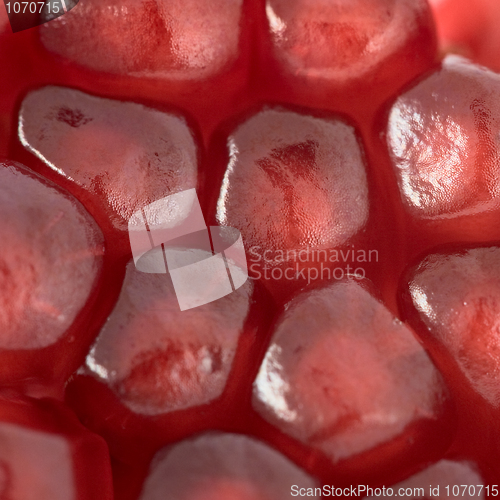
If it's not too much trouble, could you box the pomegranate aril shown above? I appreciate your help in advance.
[84,261,252,416]
[256,0,437,118]
[253,280,452,483]
[138,432,317,500]
[387,55,500,244]
[0,160,103,391]
[368,460,485,499]
[0,160,103,349]
[19,86,198,238]
[214,108,369,300]
[266,0,428,82]
[403,246,500,408]
[39,0,243,81]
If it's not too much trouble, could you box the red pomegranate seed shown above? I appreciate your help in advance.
[266,0,429,82]
[0,160,103,349]
[387,55,500,243]
[404,246,500,408]
[19,86,198,237]
[39,0,243,81]
[138,433,317,500]
[84,262,252,416]
[255,0,437,118]
[253,279,452,482]
[214,108,369,299]
[0,160,103,391]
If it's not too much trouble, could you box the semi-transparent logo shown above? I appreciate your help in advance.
[3,0,79,33]
[128,189,248,311]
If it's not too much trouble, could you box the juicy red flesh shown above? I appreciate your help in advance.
[0,0,500,497]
